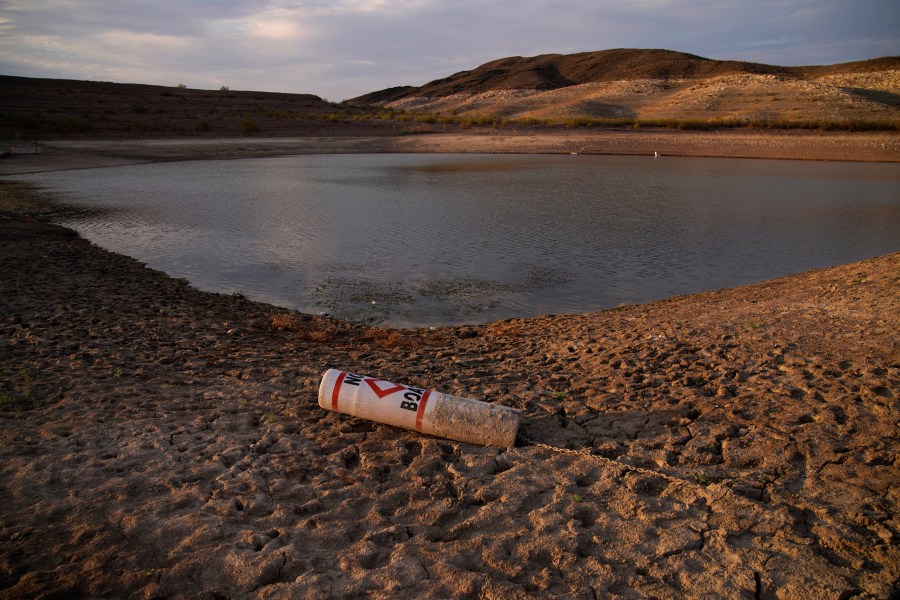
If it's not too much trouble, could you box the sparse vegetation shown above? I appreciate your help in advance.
[0,75,364,138]
[0,368,42,411]
[270,312,349,343]
[1,51,897,141]
[2,87,896,140]
[270,311,300,331]
[19,369,30,401]
[360,327,419,350]
[240,116,260,134]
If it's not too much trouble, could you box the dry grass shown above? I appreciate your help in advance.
[305,320,343,343]
[270,312,346,343]
[359,327,420,350]
[268,313,450,348]
[270,311,301,331]
[0,181,53,215]
[485,321,525,338]
[382,71,900,127]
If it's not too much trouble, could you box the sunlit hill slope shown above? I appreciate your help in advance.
[350,49,900,126]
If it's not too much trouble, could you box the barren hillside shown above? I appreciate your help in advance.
[351,49,900,124]
[0,76,401,140]
[3,49,898,141]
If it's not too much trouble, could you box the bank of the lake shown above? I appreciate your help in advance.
[1,129,899,176]
[0,181,897,598]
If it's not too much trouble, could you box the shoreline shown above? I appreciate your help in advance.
[1,129,899,175]
[1,178,898,596]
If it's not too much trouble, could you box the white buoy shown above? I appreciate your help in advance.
[318,369,522,447]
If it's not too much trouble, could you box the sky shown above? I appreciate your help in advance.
[1,0,898,102]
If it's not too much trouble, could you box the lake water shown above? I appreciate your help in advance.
[17,154,900,327]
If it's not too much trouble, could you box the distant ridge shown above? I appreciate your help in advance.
[0,75,350,139]
[351,49,899,102]
[353,49,765,101]
[2,49,898,140]
[348,49,900,124]
[0,74,327,103]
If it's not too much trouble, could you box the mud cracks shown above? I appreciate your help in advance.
[0,211,897,598]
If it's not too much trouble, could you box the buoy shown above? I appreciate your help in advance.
[318,369,522,447]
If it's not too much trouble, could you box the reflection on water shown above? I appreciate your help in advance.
[17,154,900,327]
[399,160,537,174]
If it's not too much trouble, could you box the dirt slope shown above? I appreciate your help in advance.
[0,76,374,140]
[351,49,900,124]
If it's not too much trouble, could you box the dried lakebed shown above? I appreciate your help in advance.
[0,182,897,598]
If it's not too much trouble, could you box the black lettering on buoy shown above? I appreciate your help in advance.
[400,400,418,411]
[344,373,363,386]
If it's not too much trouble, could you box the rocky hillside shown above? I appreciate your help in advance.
[350,49,900,124]
[0,76,375,139]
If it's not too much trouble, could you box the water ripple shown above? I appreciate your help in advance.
[16,153,900,327]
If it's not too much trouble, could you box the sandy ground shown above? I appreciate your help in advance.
[1,129,898,176]
[2,126,900,598]
[0,167,898,599]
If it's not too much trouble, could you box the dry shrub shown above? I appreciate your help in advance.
[423,332,448,345]
[485,322,523,338]
[270,311,301,331]
[360,328,420,350]
[301,317,345,343]
[272,313,441,347]
[270,312,344,343]
[302,321,337,343]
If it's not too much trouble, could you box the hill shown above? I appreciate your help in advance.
[0,76,394,140]
[3,49,898,141]
[350,49,900,125]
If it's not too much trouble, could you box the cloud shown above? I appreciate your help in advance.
[740,37,807,49]
[0,0,897,100]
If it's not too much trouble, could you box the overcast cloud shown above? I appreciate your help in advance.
[1,0,897,101]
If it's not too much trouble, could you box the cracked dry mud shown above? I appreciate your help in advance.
[0,191,898,598]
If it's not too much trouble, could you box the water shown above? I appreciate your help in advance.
[15,154,900,327]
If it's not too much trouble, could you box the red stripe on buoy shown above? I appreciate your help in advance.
[331,371,347,410]
[415,390,431,432]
